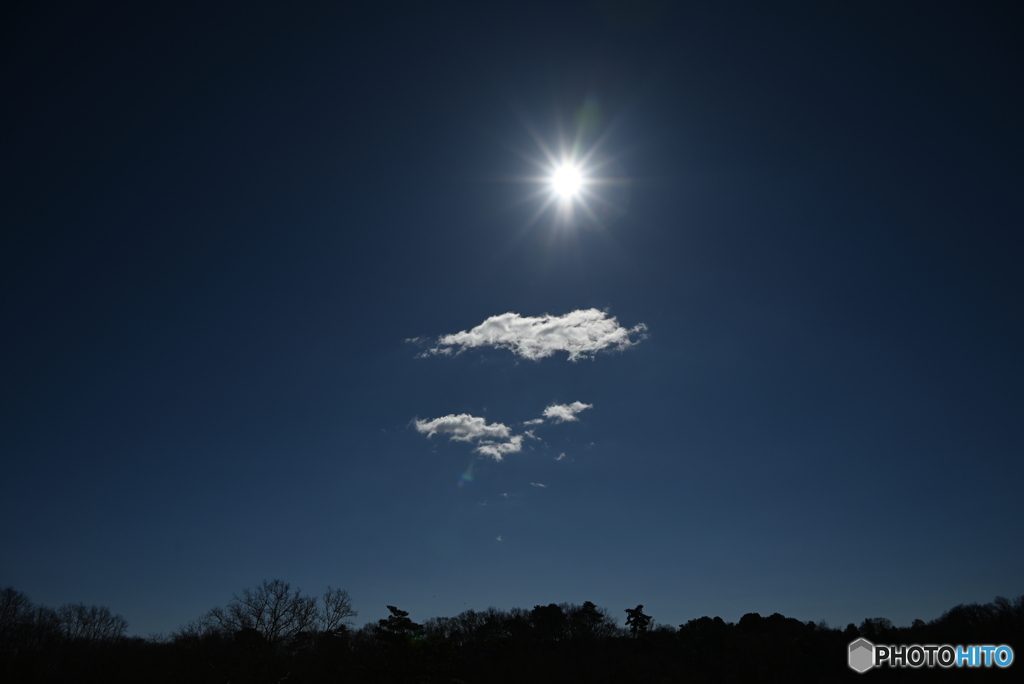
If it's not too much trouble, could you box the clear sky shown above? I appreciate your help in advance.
[2,0,1021,638]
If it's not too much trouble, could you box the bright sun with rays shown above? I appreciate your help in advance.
[507,107,630,231]
[551,163,583,198]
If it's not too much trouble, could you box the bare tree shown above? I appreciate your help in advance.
[204,579,357,645]
[26,606,62,650]
[321,586,357,633]
[56,603,128,641]
[0,589,64,659]
[0,587,33,635]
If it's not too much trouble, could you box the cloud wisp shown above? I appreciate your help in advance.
[413,413,511,443]
[413,400,593,461]
[420,309,647,361]
[413,414,522,461]
[542,401,593,423]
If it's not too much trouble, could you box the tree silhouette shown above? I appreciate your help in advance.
[0,587,61,656]
[56,603,128,641]
[858,616,894,642]
[203,579,356,646]
[377,605,422,638]
[529,603,567,642]
[0,587,33,635]
[3,582,1021,684]
[321,586,358,634]
[207,579,317,646]
[567,601,617,640]
[624,604,652,636]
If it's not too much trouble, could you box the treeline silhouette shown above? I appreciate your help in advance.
[2,581,1021,683]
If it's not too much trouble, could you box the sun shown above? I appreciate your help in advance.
[502,110,629,231]
[551,163,583,199]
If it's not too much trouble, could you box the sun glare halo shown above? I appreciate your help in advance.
[551,164,583,198]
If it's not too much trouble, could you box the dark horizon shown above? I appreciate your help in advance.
[2,0,1021,640]
[5,580,1024,638]
[3,582,1022,682]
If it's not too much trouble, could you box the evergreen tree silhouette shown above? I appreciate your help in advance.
[624,605,652,636]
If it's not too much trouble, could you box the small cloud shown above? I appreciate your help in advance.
[413,414,520,461]
[555,452,567,461]
[530,482,547,488]
[475,434,524,460]
[413,401,591,462]
[542,401,593,423]
[496,535,503,542]
[421,309,647,361]
[414,414,510,442]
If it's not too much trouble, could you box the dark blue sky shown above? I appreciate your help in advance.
[2,0,1021,638]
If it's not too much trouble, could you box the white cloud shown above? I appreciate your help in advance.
[496,535,503,541]
[423,309,647,361]
[530,482,547,488]
[555,452,567,461]
[413,401,591,461]
[413,414,520,461]
[414,414,511,442]
[542,401,593,423]
[474,435,523,460]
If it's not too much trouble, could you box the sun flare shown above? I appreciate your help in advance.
[551,164,583,198]
[507,113,630,231]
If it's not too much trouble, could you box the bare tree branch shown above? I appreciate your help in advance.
[203,579,353,646]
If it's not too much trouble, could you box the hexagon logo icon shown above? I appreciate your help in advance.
[849,638,874,673]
